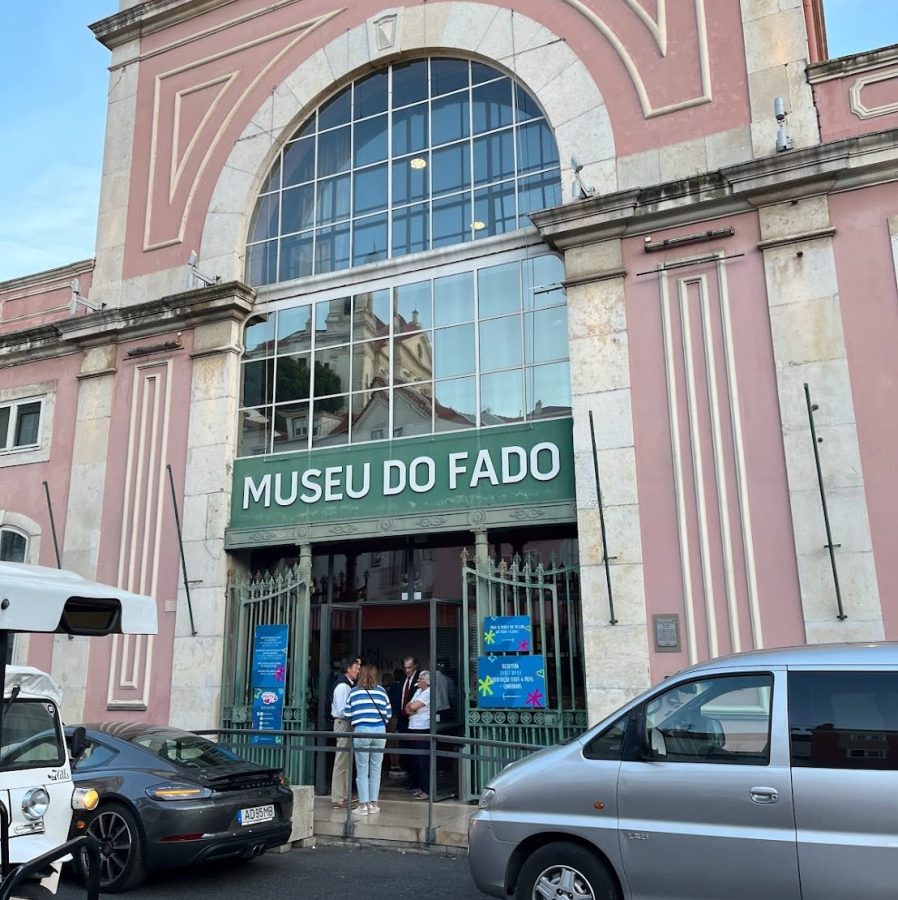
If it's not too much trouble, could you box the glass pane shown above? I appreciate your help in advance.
[314,298,351,348]
[394,333,434,385]
[317,125,351,177]
[473,130,515,186]
[312,395,349,447]
[319,86,351,131]
[479,316,522,370]
[352,339,389,392]
[481,370,524,423]
[7,407,35,449]
[248,194,278,243]
[260,156,281,193]
[434,323,475,378]
[393,381,433,437]
[274,354,311,403]
[353,164,388,215]
[352,290,390,340]
[281,184,315,234]
[431,142,470,197]
[518,171,561,218]
[353,215,388,266]
[434,377,477,431]
[313,353,349,398]
[272,402,310,452]
[393,102,429,156]
[434,271,474,326]
[515,84,542,122]
[278,232,313,282]
[473,181,517,237]
[393,154,429,205]
[525,255,566,309]
[317,174,350,224]
[241,359,275,406]
[478,261,521,317]
[238,406,271,455]
[392,203,430,257]
[524,307,568,364]
[432,92,470,145]
[277,305,312,353]
[473,78,513,134]
[355,70,388,119]
[432,194,471,248]
[244,316,275,360]
[517,120,559,173]
[526,363,571,418]
[314,223,350,274]
[354,114,388,166]
[291,114,315,141]
[472,62,502,85]
[283,137,316,186]
[395,280,432,332]
[0,530,26,563]
[0,407,9,448]
[393,59,429,107]
[350,389,389,443]
[246,240,277,287]
[432,59,469,96]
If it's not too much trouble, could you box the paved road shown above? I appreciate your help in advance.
[57,843,482,900]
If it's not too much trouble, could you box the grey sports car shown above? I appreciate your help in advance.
[65,723,293,892]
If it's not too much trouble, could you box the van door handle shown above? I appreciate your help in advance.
[750,787,778,804]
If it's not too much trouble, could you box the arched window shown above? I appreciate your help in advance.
[246,58,561,286]
[0,527,27,563]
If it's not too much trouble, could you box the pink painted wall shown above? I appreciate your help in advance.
[813,66,898,142]
[828,183,898,639]
[0,266,95,335]
[121,0,752,280]
[623,213,805,681]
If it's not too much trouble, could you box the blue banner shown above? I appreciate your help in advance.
[250,624,289,744]
[482,615,532,652]
[477,655,546,708]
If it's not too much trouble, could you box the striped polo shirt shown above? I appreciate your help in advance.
[345,684,391,729]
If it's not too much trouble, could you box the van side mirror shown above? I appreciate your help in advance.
[69,726,87,762]
[649,727,667,758]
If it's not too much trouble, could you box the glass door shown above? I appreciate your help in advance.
[430,598,462,800]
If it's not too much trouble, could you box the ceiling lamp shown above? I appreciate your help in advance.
[409,157,427,169]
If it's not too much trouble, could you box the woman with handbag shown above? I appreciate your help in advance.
[345,663,392,816]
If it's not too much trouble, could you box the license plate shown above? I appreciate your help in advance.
[237,804,275,825]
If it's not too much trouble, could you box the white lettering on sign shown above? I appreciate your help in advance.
[448,452,469,490]
[409,456,436,493]
[383,460,406,495]
[501,446,527,484]
[530,442,560,481]
[470,449,499,487]
[300,468,322,503]
[275,472,298,506]
[345,464,370,499]
[243,474,272,509]
[324,466,343,501]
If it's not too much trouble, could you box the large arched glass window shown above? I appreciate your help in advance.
[246,58,561,286]
[0,527,27,563]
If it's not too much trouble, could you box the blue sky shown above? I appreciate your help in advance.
[0,0,895,283]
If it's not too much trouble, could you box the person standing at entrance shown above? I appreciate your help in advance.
[345,663,391,816]
[405,669,432,800]
[330,655,360,809]
[396,656,419,779]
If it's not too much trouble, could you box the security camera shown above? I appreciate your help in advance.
[571,155,584,174]
[776,126,794,152]
[774,97,787,122]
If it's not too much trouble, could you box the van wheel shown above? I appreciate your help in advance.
[78,803,148,893]
[515,842,618,900]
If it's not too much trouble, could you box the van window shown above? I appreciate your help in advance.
[583,713,628,760]
[0,700,65,769]
[789,671,898,770]
[644,674,772,765]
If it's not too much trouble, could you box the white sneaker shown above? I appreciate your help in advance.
[368,802,380,813]
[352,803,369,816]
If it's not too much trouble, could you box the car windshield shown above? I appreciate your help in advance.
[130,732,244,770]
[0,700,66,769]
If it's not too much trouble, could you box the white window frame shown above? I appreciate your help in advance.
[0,525,29,563]
[0,396,44,454]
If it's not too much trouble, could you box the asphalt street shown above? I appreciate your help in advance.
[57,843,481,900]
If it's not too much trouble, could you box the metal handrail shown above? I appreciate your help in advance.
[0,834,100,900]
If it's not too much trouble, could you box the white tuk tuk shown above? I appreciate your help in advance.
[0,562,157,900]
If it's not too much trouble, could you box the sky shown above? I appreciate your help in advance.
[0,0,895,284]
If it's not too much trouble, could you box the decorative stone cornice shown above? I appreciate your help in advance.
[531,129,898,249]
[807,42,898,84]
[0,258,95,295]
[90,0,234,48]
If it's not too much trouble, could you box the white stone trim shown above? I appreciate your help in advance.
[850,67,898,120]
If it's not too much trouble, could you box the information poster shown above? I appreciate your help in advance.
[477,654,546,708]
[250,624,288,745]
[482,615,532,652]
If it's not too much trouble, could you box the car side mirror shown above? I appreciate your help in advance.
[649,727,667,759]
[69,726,87,762]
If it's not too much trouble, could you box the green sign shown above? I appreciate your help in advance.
[230,419,574,528]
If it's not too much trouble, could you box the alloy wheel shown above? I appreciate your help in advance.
[531,863,597,900]
[87,808,134,886]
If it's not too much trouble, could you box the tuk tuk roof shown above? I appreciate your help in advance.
[3,665,63,704]
[0,562,158,635]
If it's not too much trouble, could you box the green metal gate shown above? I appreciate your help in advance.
[462,550,587,799]
[221,564,312,784]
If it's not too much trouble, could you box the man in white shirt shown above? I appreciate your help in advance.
[330,655,360,808]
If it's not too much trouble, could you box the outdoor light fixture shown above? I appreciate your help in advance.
[409,157,427,169]
[472,221,486,231]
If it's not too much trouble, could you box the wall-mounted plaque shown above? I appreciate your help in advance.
[653,614,680,652]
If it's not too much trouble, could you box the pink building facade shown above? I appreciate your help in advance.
[1,0,898,744]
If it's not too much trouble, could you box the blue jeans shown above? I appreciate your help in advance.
[353,730,387,804]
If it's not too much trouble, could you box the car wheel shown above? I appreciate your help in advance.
[515,842,619,900]
[79,802,148,893]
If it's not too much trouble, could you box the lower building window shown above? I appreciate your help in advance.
[0,398,43,453]
[0,527,27,563]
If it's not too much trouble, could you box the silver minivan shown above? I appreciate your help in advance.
[468,642,898,900]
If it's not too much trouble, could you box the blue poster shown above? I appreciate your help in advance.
[482,615,532,652]
[477,654,546,708]
[250,625,288,745]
